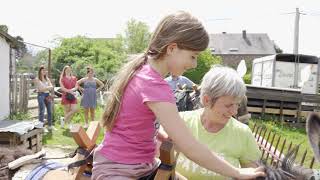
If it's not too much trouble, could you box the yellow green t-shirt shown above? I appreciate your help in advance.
[176,109,261,180]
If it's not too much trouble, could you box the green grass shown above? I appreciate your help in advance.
[249,118,319,168]
[43,104,105,148]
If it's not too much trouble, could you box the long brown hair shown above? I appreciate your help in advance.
[38,65,48,81]
[102,11,209,130]
[59,65,72,82]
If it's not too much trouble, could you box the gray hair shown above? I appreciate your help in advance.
[200,65,246,105]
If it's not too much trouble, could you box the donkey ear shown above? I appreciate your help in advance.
[306,113,320,162]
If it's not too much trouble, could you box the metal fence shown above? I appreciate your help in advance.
[252,123,316,169]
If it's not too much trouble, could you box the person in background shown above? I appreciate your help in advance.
[77,67,104,128]
[176,65,261,180]
[59,65,78,129]
[165,74,195,91]
[35,65,54,132]
[92,11,264,180]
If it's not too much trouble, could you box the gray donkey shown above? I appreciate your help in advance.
[255,113,320,180]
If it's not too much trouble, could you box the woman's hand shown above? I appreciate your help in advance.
[236,166,265,179]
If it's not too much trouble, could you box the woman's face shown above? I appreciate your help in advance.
[167,45,200,76]
[87,69,94,78]
[206,95,240,125]
[41,68,47,76]
[65,67,72,75]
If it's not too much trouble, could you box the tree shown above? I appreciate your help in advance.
[0,25,8,32]
[15,36,27,59]
[124,19,151,54]
[50,36,127,83]
[184,49,222,84]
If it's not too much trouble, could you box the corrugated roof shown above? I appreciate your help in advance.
[209,32,276,55]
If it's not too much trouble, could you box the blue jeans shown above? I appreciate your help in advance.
[37,92,52,126]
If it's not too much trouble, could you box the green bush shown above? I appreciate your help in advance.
[53,103,105,126]
[9,112,31,120]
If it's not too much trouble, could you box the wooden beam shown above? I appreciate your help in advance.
[70,125,95,149]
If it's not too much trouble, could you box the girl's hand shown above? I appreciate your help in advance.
[236,166,265,179]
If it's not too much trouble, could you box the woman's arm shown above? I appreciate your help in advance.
[36,79,52,92]
[76,78,85,92]
[147,102,264,179]
[95,78,104,92]
[59,77,72,93]
[47,79,54,90]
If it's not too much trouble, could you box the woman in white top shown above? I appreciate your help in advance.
[35,65,54,130]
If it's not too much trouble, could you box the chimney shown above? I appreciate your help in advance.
[242,30,247,39]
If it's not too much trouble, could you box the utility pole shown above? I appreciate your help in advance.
[293,8,300,54]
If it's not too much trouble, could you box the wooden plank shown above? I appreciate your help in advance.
[20,128,43,141]
[297,101,302,123]
[154,169,172,180]
[248,107,315,119]
[262,99,267,117]
[13,75,18,113]
[158,140,175,179]
[70,125,94,149]
[280,101,284,122]
[36,133,42,152]
[68,121,101,180]
[86,121,100,144]
[19,75,24,112]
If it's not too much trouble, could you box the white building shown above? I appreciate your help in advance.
[0,30,18,120]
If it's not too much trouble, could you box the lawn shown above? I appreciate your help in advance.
[42,104,105,148]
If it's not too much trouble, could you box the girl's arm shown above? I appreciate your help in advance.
[147,102,265,179]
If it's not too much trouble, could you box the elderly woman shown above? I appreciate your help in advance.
[175,65,261,180]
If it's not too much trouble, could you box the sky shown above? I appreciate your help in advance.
[1,0,320,55]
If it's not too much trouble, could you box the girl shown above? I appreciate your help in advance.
[35,65,54,131]
[93,11,265,179]
[59,65,78,129]
[77,67,104,128]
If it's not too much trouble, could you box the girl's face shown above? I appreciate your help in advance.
[205,95,240,125]
[166,45,200,76]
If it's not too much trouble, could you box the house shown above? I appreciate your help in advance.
[0,30,18,120]
[209,30,276,67]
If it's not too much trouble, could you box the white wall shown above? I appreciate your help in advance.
[0,36,10,120]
